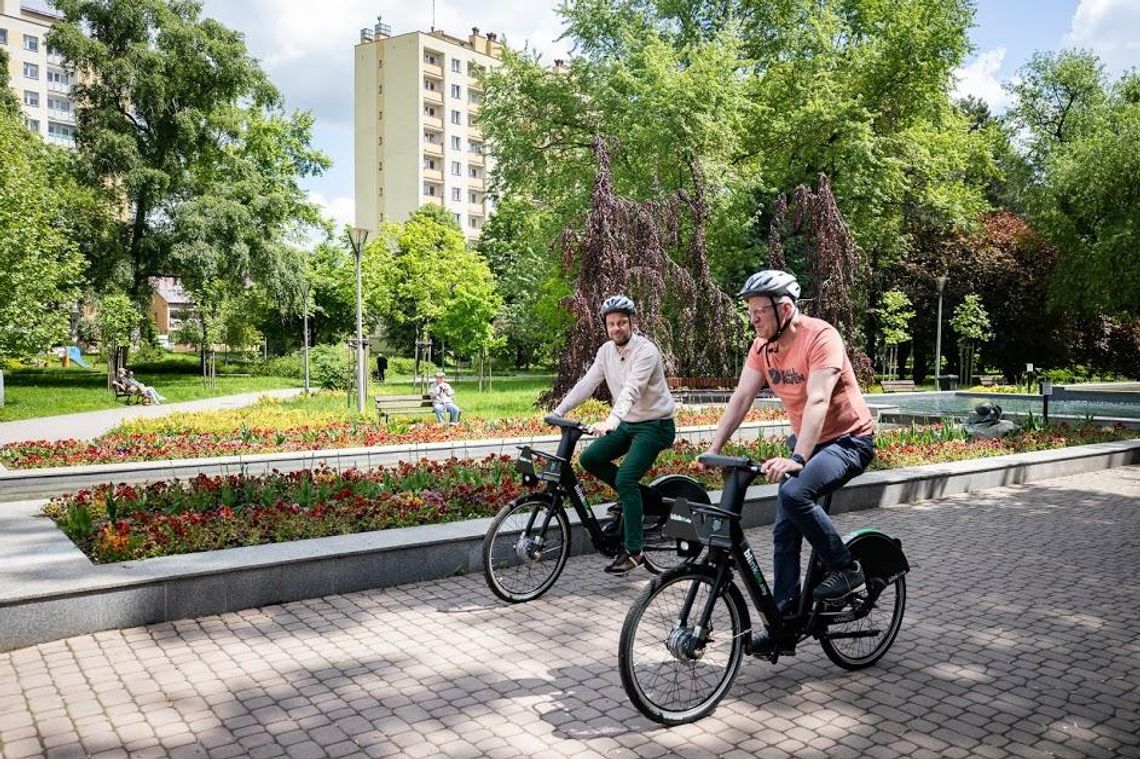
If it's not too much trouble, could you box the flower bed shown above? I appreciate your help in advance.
[43,423,1136,564]
[0,405,783,469]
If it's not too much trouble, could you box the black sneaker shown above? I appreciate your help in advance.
[813,561,865,602]
[749,630,797,657]
[604,551,645,574]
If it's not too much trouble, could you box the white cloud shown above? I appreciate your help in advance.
[953,48,1013,112]
[308,191,355,231]
[1065,0,1140,76]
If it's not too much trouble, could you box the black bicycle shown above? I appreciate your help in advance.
[481,414,710,603]
[618,453,910,725]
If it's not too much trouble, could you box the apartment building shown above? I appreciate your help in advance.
[354,19,502,241]
[0,0,77,146]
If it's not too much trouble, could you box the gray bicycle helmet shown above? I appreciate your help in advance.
[737,270,801,300]
[599,294,636,319]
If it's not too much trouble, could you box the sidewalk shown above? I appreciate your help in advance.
[1,465,1137,758]
[0,388,304,446]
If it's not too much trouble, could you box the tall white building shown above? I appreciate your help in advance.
[354,19,502,241]
[0,0,77,146]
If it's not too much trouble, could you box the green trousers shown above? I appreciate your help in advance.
[579,418,676,553]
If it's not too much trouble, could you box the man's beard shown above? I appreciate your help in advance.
[613,333,631,346]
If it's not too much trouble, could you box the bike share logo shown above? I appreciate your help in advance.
[742,546,771,596]
[574,482,587,502]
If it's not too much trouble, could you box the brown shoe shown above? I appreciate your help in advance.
[605,551,645,575]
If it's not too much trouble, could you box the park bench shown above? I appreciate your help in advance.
[880,379,917,393]
[977,375,1005,387]
[111,380,144,404]
[375,394,434,424]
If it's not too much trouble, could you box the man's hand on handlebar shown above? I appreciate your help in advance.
[760,456,803,483]
[589,418,617,436]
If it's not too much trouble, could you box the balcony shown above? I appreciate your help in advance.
[423,168,443,182]
[467,176,485,191]
[467,203,485,217]
[423,142,442,157]
[423,89,442,105]
[48,109,74,124]
[467,124,483,140]
[467,151,484,167]
[423,114,443,130]
[423,62,444,79]
[423,195,443,206]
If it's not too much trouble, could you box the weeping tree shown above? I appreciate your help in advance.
[541,138,740,406]
[768,174,875,387]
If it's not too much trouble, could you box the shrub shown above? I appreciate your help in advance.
[311,344,353,390]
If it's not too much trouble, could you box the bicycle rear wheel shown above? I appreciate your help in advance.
[482,496,570,603]
[819,575,906,669]
[619,566,747,725]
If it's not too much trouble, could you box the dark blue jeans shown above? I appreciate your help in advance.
[772,434,875,608]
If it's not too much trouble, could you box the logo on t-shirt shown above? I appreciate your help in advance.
[768,367,805,385]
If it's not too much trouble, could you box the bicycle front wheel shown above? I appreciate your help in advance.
[619,566,747,725]
[482,496,570,603]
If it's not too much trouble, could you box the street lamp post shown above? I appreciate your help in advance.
[348,227,370,414]
[934,275,948,389]
[301,278,311,395]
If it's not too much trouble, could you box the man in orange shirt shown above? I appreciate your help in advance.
[703,270,875,654]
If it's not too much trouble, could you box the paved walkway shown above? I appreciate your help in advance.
[0,389,304,446]
[2,466,1139,758]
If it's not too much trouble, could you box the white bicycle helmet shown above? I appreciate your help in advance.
[737,270,801,300]
[599,294,636,319]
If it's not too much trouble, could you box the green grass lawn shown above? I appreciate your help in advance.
[0,363,302,422]
[292,375,552,421]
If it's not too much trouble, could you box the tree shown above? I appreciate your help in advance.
[878,290,915,380]
[95,293,139,384]
[47,0,329,315]
[0,56,86,360]
[950,294,993,385]
[367,206,501,370]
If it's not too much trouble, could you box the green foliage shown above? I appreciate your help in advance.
[309,343,353,391]
[95,294,140,357]
[0,98,85,359]
[879,290,916,346]
[950,294,994,343]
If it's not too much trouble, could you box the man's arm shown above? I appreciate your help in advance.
[703,365,766,455]
[553,350,606,417]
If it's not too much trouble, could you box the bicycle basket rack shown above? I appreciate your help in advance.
[688,504,739,549]
[516,446,565,486]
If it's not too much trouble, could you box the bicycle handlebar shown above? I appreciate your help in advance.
[697,453,758,471]
[543,413,591,433]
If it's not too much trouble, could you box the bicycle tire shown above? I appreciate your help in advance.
[482,496,570,603]
[819,575,906,670]
[619,565,748,725]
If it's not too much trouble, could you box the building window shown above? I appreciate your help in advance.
[47,95,70,112]
[450,109,461,125]
[423,78,437,91]
[47,121,75,141]
[23,34,37,52]
[423,105,436,117]
[46,69,72,87]
[450,84,461,99]
[423,158,437,170]
[470,166,480,178]
[450,135,461,150]
[23,62,39,80]
[25,117,39,133]
[453,213,461,225]
[468,141,482,154]
[468,216,480,229]
[451,187,461,201]
[451,58,461,73]
[424,52,439,66]
[450,161,461,176]
[0,29,8,45]
[469,191,478,204]
[24,90,39,107]
[423,183,436,196]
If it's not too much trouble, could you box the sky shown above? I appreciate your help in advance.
[128,1,1140,230]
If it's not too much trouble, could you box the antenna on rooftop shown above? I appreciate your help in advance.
[432,0,437,30]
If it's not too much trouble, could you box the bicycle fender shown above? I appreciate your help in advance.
[843,529,910,584]
[652,474,712,542]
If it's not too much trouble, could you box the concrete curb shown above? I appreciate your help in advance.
[1,438,1138,653]
[0,421,792,502]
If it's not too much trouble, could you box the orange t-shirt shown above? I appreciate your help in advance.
[745,315,874,442]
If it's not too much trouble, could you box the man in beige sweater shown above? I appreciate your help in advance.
[553,295,676,574]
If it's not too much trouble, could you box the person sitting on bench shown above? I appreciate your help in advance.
[119,367,165,405]
[429,371,461,424]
